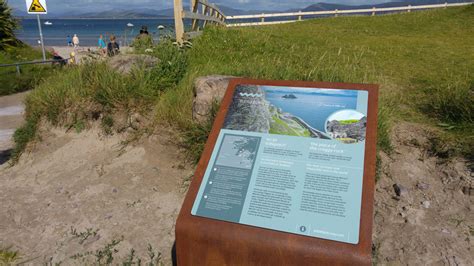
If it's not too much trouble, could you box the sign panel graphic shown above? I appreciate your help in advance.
[192,84,370,244]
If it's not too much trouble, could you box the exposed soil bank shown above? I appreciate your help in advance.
[0,125,193,265]
[373,123,473,265]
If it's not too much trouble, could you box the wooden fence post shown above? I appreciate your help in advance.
[372,7,376,16]
[298,10,302,21]
[408,5,411,12]
[445,2,448,8]
[174,0,185,43]
[335,9,338,17]
[191,0,199,31]
[261,13,265,23]
[202,5,209,28]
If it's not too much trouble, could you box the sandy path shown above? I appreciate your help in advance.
[0,126,193,265]
[49,46,133,62]
[0,91,28,164]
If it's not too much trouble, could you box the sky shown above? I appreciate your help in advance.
[11,0,392,13]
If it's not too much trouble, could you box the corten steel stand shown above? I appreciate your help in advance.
[176,79,379,265]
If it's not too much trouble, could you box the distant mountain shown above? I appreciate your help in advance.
[75,8,170,19]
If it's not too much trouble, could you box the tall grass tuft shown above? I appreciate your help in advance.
[420,78,473,124]
[11,40,189,162]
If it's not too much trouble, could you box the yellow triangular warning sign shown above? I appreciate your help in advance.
[29,0,46,13]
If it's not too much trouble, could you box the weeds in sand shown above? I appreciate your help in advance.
[180,101,219,163]
[94,237,123,264]
[0,247,19,265]
[468,225,474,236]
[126,199,142,208]
[70,227,99,245]
[101,115,114,135]
[122,245,163,266]
[69,237,163,265]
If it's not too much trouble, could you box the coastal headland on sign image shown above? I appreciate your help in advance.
[223,84,364,141]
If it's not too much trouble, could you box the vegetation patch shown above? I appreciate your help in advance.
[157,5,473,159]
[10,40,188,162]
[0,247,19,265]
[10,5,474,164]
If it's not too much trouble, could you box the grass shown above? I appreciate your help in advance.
[338,119,360,125]
[0,45,53,95]
[158,5,473,158]
[269,114,311,137]
[0,247,19,265]
[10,39,188,162]
[11,6,474,164]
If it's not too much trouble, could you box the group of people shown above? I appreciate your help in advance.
[98,34,120,57]
[66,34,120,57]
[66,34,80,48]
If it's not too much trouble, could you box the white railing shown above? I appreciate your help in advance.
[226,2,472,27]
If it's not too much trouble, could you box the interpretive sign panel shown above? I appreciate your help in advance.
[176,79,378,265]
[191,84,369,244]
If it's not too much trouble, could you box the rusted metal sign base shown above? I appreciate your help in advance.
[176,79,378,265]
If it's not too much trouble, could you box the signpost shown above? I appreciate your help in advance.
[176,79,379,265]
[25,0,47,61]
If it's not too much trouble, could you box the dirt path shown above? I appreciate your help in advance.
[0,91,28,164]
[0,125,193,265]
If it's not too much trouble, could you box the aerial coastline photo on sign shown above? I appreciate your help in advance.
[223,84,367,143]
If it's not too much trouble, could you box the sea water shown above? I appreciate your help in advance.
[265,91,357,132]
[16,18,177,46]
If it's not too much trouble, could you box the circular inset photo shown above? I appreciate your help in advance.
[326,110,367,144]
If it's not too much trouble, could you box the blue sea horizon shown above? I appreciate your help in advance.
[16,18,178,46]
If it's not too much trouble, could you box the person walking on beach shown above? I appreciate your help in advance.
[107,35,120,57]
[72,34,80,49]
[67,35,72,46]
[98,35,106,56]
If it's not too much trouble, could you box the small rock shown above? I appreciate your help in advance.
[416,182,430,190]
[462,186,472,196]
[441,228,450,234]
[113,222,118,226]
[422,201,431,209]
[393,184,408,197]
[112,188,118,193]
[192,75,236,124]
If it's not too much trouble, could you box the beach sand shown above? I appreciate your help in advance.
[48,46,133,62]
[0,124,193,264]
